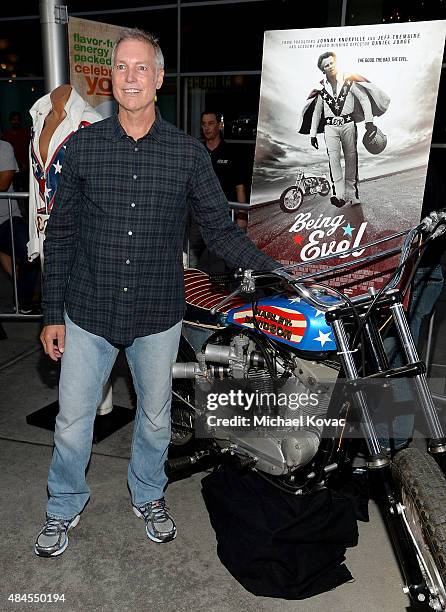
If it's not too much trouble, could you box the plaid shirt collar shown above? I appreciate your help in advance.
[108,107,164,143]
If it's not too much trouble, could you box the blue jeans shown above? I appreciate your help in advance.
[46,314,182,520]
[376,264,444,448]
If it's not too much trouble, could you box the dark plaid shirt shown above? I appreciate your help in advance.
[43,111,278,345]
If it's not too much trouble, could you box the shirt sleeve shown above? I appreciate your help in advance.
[0,141,19,172]
[187,144,280,272]
[351,83,373,123]
[42,138,82,325]
[231,146,245,188]
[310,94,323,138]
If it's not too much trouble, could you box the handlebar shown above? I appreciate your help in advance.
[210,209,446,315]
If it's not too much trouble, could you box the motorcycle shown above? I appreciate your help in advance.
[279,170,331,213]
[171,210,446,610]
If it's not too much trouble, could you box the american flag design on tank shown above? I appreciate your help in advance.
[227,294,337,351]
[231,304,307,345]
[30,121,91,215]
[184,270,337,351]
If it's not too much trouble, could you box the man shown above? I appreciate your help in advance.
[189,111,248,270]
[300,51,389,207]
[201,110,247,219]
[2,111,29,192]
[0,140,37,313]
[35,28,279,557]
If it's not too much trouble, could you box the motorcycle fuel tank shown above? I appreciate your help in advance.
[226,294,338,351]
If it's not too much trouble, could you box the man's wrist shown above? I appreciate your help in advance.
[42,308,65,327]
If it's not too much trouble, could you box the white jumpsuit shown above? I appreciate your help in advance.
[310,75,373,203]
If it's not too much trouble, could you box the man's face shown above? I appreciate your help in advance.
[10,115,21,129]
[321,56,337,78]
[201,114,222,141]
[112,39,164,114]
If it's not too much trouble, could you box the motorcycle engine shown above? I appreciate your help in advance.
[172,333,339,476]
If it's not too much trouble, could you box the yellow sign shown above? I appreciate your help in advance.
[68,16,122,115]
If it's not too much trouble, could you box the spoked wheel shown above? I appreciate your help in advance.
[392,448,446,610]
[170,379,195,448]
[279,186,304,213]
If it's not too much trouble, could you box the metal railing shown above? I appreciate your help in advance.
[0,191,42,320]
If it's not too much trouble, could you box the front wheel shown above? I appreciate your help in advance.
[279,186,304,213]
[392,447,446,610]
[170,337,196,449]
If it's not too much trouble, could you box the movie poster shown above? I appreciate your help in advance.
[248,21,446,295]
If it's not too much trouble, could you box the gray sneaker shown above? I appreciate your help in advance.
[35,515,80,557]
[133,498,176,543]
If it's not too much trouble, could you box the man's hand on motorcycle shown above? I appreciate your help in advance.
[40,324,66,361]
[310,137,319,149]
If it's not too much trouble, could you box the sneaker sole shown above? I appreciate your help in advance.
[132,506,177,543]
[34,515,80,557]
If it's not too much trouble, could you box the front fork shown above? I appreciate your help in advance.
[329,305,446,466]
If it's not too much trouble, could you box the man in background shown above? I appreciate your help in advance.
[0,140,37,313]
[2,111,29,193]
[201,110,247,220]
[189,110,247,270]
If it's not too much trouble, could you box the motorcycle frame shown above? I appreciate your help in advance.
[218,285,444,603]
[187,287,440,602]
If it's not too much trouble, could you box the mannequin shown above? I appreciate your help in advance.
[28,84,102,262]
[39,84,72,165]
[28,86,113,415]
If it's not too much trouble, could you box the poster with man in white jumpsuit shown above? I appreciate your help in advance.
[248,20,446,295]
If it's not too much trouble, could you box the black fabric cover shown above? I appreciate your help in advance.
[201,465,358,600]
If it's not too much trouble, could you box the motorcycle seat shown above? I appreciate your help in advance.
[183,268,246,325]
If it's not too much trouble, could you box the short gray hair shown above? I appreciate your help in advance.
[111,28,164,72]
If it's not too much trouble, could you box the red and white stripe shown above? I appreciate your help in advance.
[232,305,307,343]
[183,268,246,313]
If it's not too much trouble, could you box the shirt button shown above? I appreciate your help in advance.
[133,174,137,179]
[128,230,133,236]
[134,147,138,152]
[131,203,136,208]
[125,259,130,264]
[123,287,128,292]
